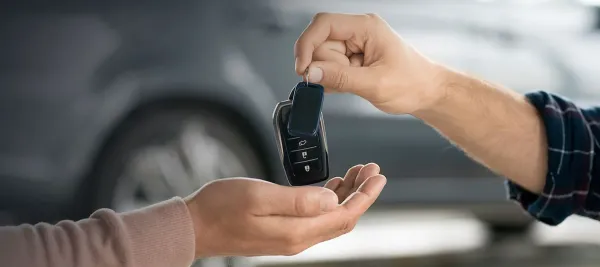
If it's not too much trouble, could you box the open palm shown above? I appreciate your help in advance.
[324,163,382,204]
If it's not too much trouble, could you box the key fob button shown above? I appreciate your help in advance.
[290,147,319,163]
[286,136,319,151]
[293,159,323,176]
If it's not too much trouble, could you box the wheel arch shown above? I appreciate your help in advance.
[73,93,277,218]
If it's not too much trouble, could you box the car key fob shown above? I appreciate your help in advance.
[272,81,329,186]
[287,82,325,137]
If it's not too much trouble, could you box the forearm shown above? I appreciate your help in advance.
[411,65,600,225]
[413,67,548,193]
[0,197,195,267]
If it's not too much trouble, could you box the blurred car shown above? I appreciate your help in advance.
[0,0,597,253]
[580,0,600,28]
[262,0,598,236]
[596,6,600,29]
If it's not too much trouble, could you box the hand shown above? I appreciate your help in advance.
[323,163,382,204]
[294,13,447,115]
[184,163,385,258]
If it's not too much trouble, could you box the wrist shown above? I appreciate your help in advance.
[184,196,205,259]
[410,63,456,120]
[119,197,197,267]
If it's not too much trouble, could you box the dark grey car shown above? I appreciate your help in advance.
[0,0,586,251]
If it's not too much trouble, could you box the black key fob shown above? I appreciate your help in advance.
[272,82,329,186]
[287,82,324,137]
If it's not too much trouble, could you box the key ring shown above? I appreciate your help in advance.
[289,69,312,101]
[304,69,309,87]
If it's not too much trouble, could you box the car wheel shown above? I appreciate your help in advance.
[478,216,533,244]
[468,204,534,243]
[87,107,266,267]
[485,221,533,243]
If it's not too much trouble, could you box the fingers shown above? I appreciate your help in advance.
[295,13,373,75]
[324,177,343,191]
[352,163,380,191]
[334,163,380,202]
[342,164,364,186]
[355,163,381,185]
[312,41,350,68]
[254,184,339,217]
[331,164,363,202]
[349,54,364,67]
[307,61,379,94]
[253,162,380,217]
[310,41,365,93]
[303,175,387,245]
[341,175,387,210]
[252,173,387,256]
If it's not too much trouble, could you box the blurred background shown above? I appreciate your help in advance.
[1,0,600,266]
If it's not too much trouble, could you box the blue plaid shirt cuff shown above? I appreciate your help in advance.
[506,91,600,226]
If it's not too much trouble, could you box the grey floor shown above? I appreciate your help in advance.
[249,209,600,267]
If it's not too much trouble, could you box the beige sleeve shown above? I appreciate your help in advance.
[0,197,196,267]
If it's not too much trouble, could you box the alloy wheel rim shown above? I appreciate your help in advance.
[112,120,251,212]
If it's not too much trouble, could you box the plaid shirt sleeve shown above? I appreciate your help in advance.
[506,91,600,226]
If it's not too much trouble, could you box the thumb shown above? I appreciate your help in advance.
[307,61,378,95]
[261,185,339,217]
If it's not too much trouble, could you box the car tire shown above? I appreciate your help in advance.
[83,106,267,267]
[485,220,533,243]
[468,203,534,243]
[478,216,533,244]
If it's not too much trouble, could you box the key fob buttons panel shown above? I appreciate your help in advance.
[273,101,329,186]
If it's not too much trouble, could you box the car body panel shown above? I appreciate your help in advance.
[258,0,594,205]
[1,0,599,222]
[0,0,283,216]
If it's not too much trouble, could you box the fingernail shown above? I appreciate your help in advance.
[295,57,300,73]
[308,67,323,83]
[319,189,338,212]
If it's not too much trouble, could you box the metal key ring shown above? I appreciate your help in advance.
[304,69,309,86]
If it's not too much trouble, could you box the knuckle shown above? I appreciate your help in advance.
[332,70,350,89]
[312,46,327,61]
[365,13,382,21]
[293,41,302,53]
[294,194,311,215]
[364,13,384,30]
[312,12,330,22]
[374,74,389,90]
